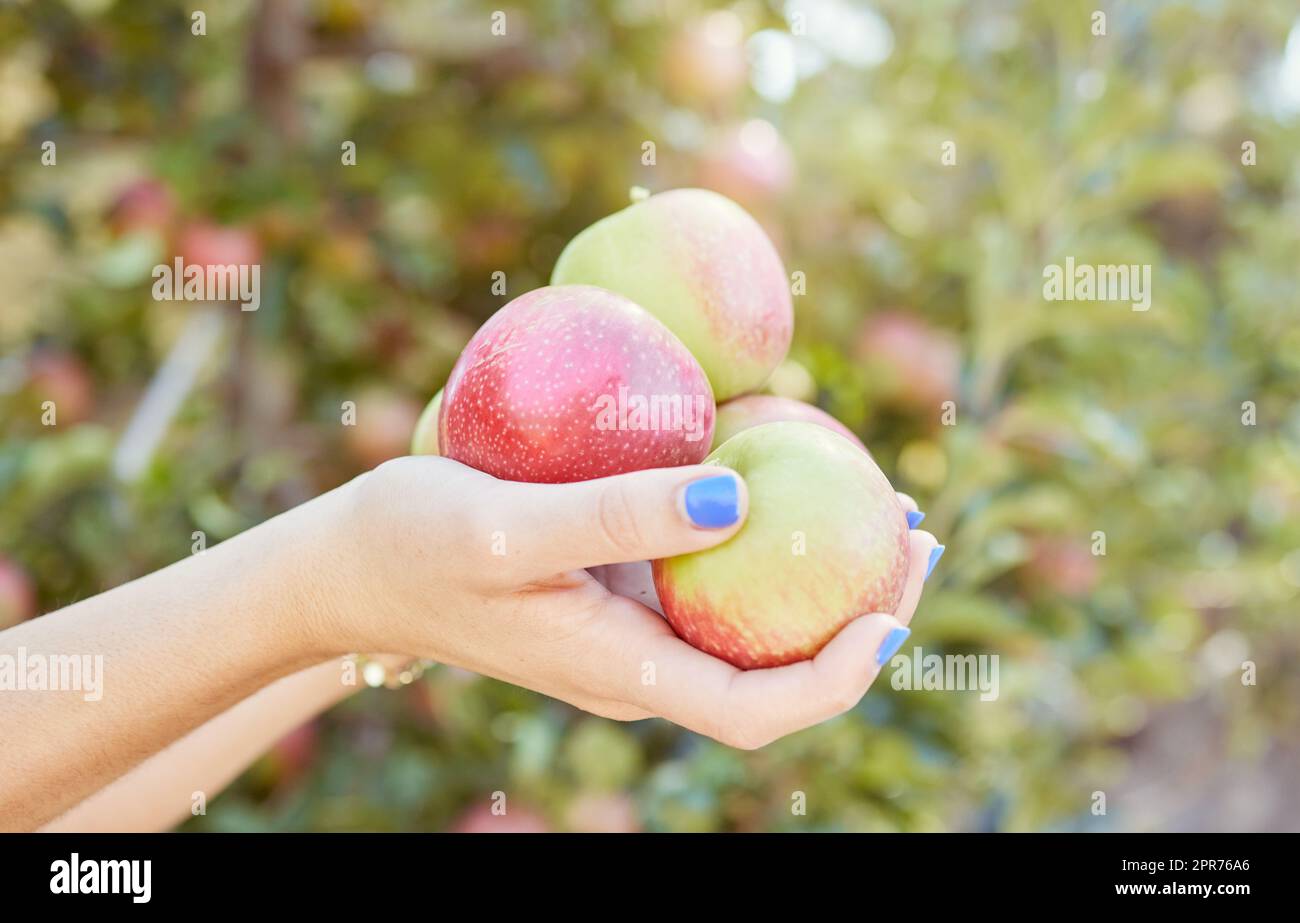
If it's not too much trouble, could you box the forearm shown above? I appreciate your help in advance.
[0,485,352,831]
[39,659,359,832]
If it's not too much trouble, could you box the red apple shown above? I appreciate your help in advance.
[552,188,794,401]
[1021,535,1099,598]
[712,394,866,453]
[565,792,641,833]
[0,556,37,630]
[855,312,960,412]
[107,178,177,237]
[697,120,795,208]
[175,221,262,270]
[455,215,524,270]
[265,721,320,786]
[450,802,551,833]
[654,422,908,669]
[439,285,715,483]
[343,388,423,469]
[27,350,94,425]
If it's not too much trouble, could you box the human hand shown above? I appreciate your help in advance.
[314,456,939,749]
[591,490,937,614]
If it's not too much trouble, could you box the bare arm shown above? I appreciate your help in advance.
[39,659,356,832]
[0,487,350,831]
[3,458,937,832]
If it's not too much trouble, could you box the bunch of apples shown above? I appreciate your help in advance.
[411,188,909,669]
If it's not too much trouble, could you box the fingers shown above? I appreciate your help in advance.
[897,492,933,531]
[713,613,911,748]
[894,529,939,627]
[580,589,911,750]
[588,526,941,748]
[573,525,937,748]
[614,609,910,750]
[495,466,749,582]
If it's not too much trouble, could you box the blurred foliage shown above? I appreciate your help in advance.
[2,0,1299,832]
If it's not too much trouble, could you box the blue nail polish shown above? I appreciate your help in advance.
[925,545,946,581]
[684,475,739,528]
[906,510,926,529]
[875,626,911,667]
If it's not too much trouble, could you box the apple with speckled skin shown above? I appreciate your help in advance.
[439,285,715,483]
[712,394,867,453]
[410,388,442,455]
[653,422,908,669]
[551,189,793,402]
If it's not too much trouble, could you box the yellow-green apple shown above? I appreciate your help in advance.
[439,285,714,483]
[410,388,443,455]
[712,394,866,453]
[551,188,793,401]
[653,422,908,669]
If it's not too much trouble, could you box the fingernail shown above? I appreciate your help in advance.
[875,626,911,667]
[683,474,739,529]
[925,545,946,581]
[906,510,926,529]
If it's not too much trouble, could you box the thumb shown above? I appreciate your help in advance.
[498,465,748,581]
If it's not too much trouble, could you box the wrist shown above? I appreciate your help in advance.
[349,653,430,689]
[266,478,372,662]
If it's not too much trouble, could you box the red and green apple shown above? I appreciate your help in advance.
[653,421,908,669]
[551,188,793,402]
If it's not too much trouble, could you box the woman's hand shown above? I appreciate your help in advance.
[590,491,935,614]
[316,456,939,750]
[1,452,936,828]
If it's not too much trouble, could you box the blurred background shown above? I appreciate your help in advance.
[2,0,1299,832]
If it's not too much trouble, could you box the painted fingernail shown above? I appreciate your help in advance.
[683,474,740,529]
[875,626,911,667]
[925,545,946,581]
[906,510,926,529]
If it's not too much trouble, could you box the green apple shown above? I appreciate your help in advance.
[410,388,442,455]
[652,421,908,669]
[551,188,793,401]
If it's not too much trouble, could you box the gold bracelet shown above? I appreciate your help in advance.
[347,655,435,690]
